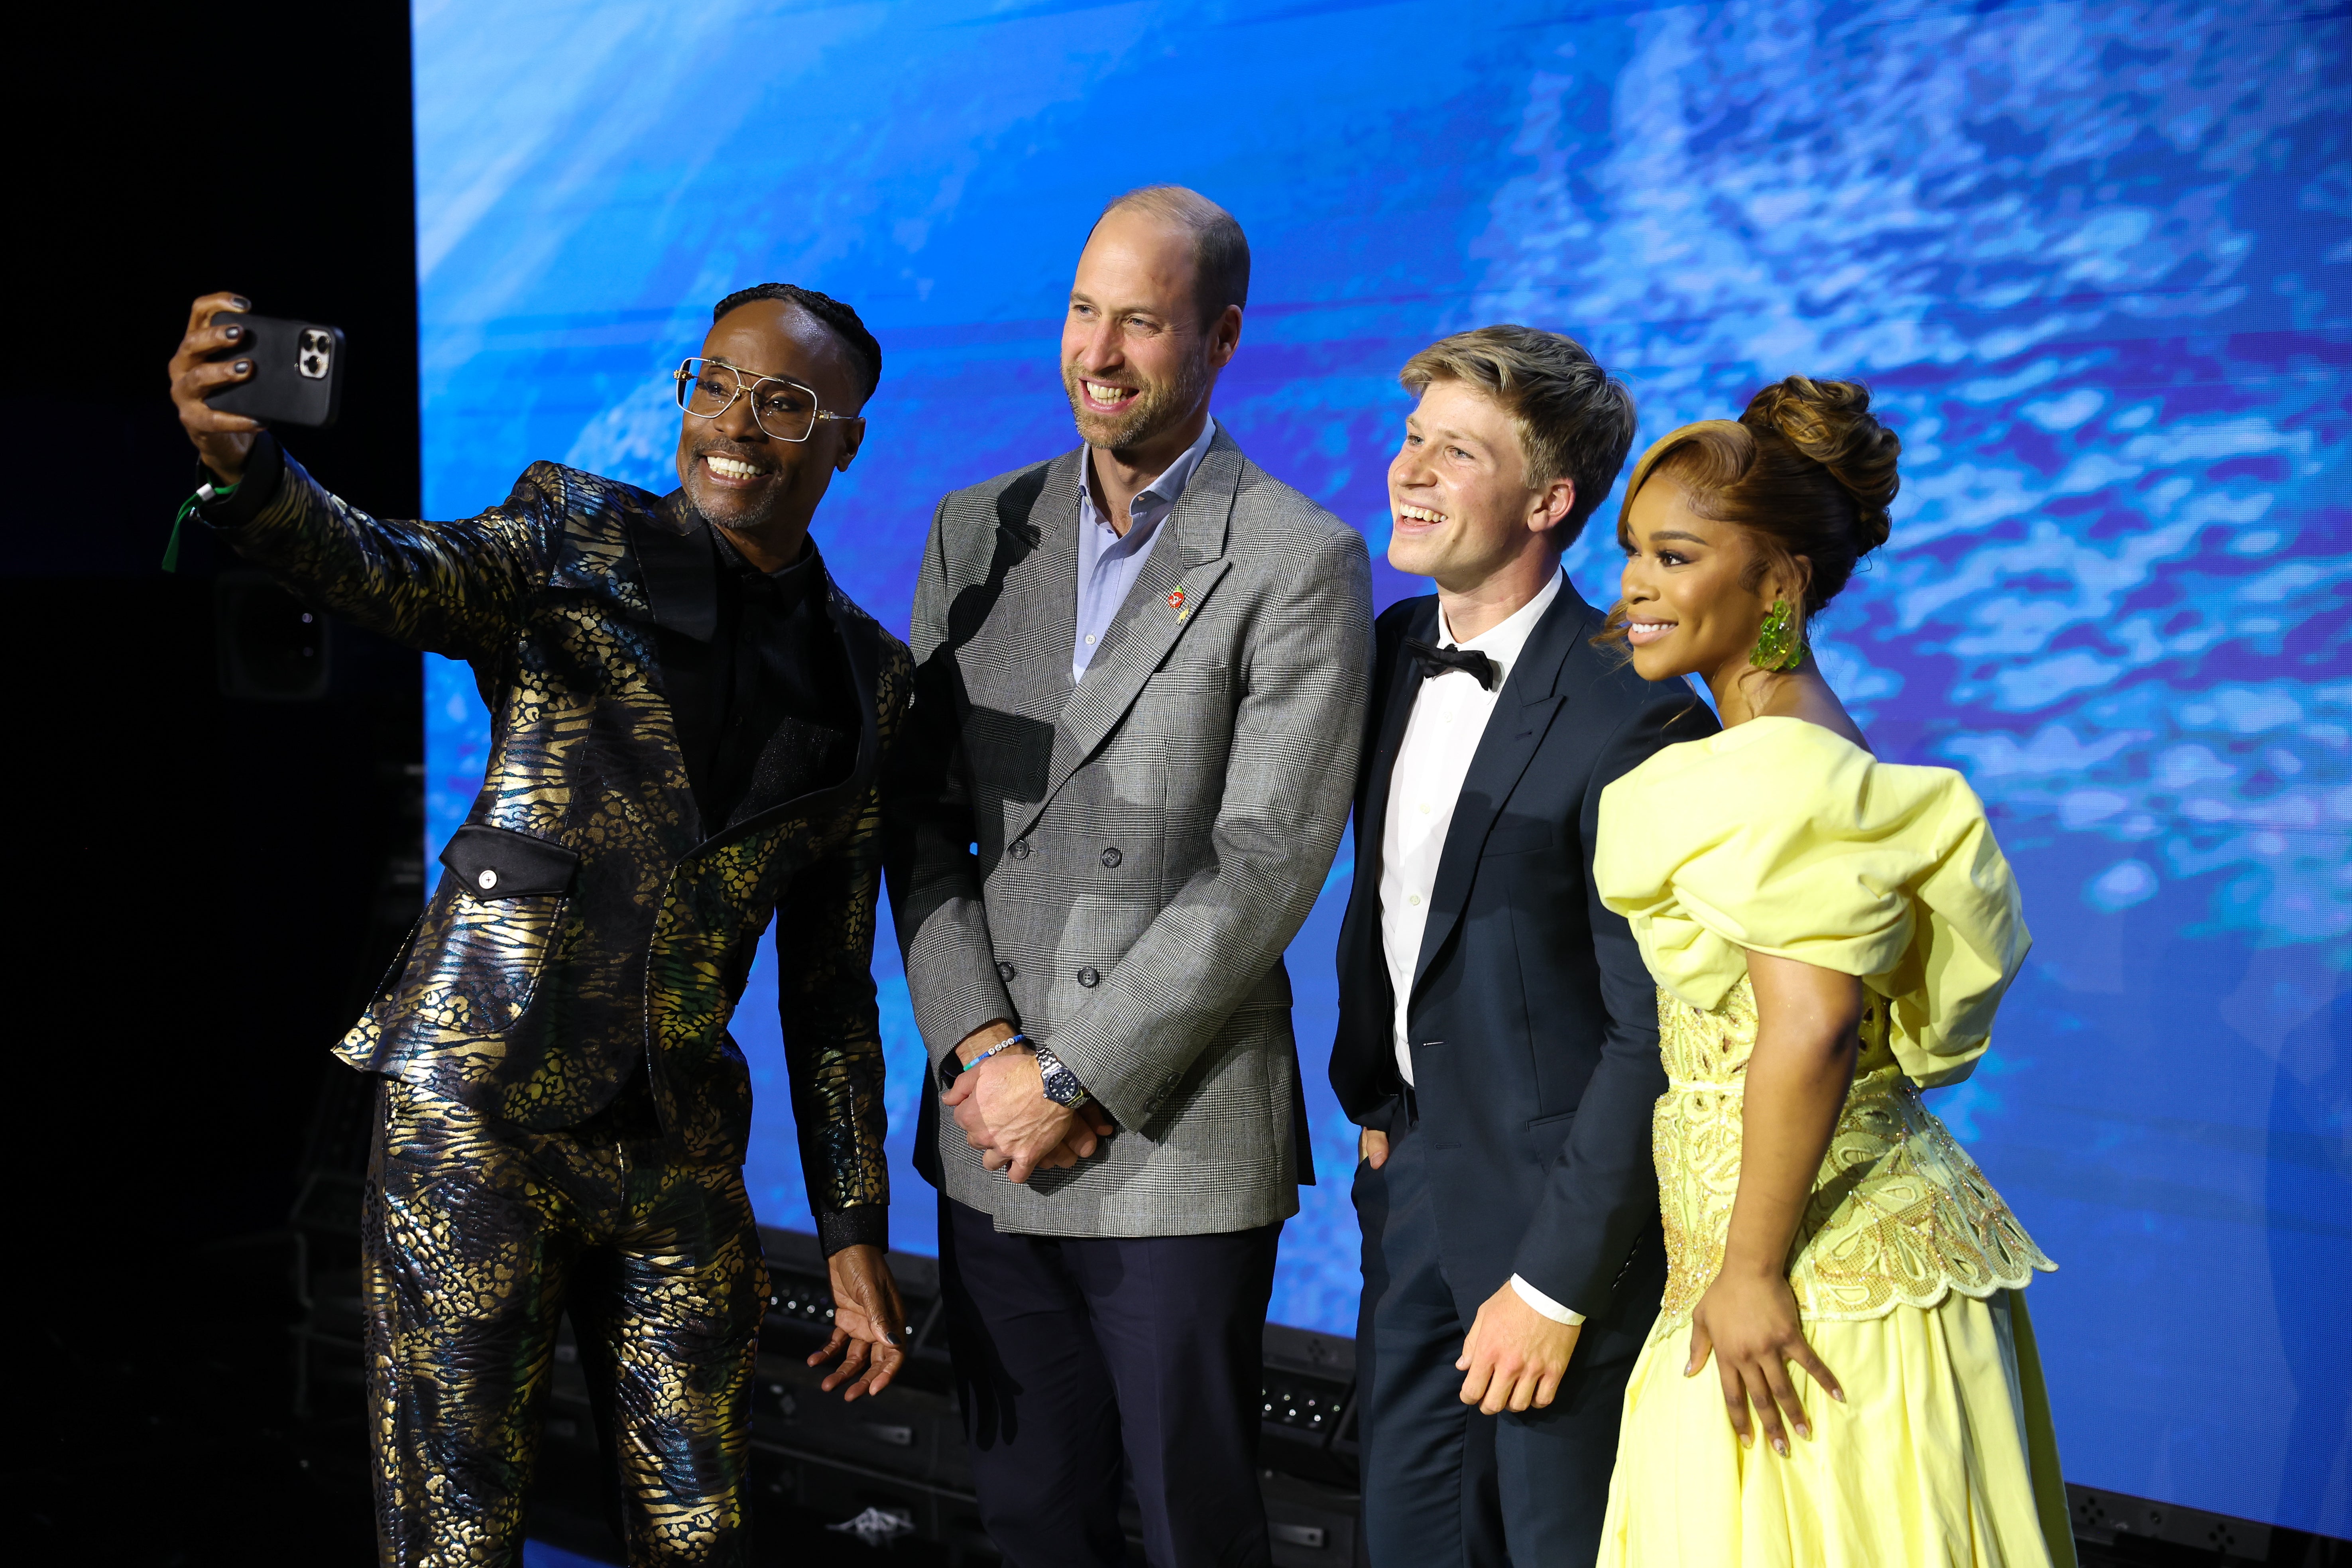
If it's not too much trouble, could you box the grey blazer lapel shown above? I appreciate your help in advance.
[1013,433,1242,842]
[997,451,1085,730]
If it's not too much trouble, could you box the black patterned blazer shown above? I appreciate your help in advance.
[212,441,907,1237]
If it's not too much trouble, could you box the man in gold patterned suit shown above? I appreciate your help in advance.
[167,284,911,1567]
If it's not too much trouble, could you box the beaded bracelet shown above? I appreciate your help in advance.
[965,1033,1029,1070]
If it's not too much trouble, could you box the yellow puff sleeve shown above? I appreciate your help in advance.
[1595,717,2030,1087]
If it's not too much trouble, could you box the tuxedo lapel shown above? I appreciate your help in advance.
[1357,598,1441,902]
[1009,435,1240,842]
[1411,581,1600,998]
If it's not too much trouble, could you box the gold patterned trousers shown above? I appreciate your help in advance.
[363,1077,766,1567]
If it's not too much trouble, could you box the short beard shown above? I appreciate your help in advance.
[1063,350,1208,456]
[679,435,781,533]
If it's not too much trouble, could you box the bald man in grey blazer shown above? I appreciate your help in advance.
[890,187,1371,1568]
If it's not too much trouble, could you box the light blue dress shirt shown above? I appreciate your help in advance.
[1072,417,1219,682]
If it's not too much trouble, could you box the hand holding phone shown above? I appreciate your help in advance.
[204,310,344,428]
[168,293,346,486]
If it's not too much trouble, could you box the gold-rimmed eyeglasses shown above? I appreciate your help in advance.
[672,357,859,443]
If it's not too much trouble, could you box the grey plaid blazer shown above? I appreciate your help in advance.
[891,427,1372,1237]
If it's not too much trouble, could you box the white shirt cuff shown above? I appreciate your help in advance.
[1510,1274,1586,1326]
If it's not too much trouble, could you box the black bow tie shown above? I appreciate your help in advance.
[1405,637,1498,691]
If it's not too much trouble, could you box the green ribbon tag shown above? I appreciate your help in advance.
[163,479,238,573]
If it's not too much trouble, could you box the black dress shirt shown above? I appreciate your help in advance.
[691,527,859,833]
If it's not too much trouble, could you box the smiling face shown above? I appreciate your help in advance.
[1386,378,1575,595]
[676,298,865,547]
[1061,207,1237,454]
[1617,477,1799,683]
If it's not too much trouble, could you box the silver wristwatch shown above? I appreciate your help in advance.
[1034,1046,1092,1110]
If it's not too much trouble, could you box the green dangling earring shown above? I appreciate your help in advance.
[1750,596,1804,671]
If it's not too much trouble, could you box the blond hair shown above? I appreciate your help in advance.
[1400,325,1637,538]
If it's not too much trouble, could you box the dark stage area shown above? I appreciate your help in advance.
[19,3,423,1557]
[14,4,2345,1566]
[9,8,983,1556]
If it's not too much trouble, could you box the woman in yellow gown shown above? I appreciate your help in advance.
[1589,378,2075,1568]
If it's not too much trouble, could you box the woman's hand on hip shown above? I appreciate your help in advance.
[1684,1265,1843,1456]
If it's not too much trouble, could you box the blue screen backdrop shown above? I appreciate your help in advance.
[409,0,2348,1536]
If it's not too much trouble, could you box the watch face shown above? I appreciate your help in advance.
[1036,1049,1086,1107]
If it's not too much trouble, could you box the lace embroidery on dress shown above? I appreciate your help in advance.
[1651,976,2054,1334]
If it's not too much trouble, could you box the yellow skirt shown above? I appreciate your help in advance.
[1597,1289,2076,1568]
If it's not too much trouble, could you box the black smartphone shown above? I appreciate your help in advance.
[205,310,346,428]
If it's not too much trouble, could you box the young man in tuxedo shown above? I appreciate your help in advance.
[1331,328,1718,1566]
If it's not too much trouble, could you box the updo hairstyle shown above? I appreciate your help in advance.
[1617,376,1901,618]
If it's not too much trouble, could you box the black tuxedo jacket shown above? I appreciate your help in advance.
[1330,578,1718,1314]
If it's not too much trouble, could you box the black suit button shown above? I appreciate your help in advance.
[997,961,1016,983]
[1100,847,1122,868]
[1078,967,1100,988]
[1010,840,1030,860]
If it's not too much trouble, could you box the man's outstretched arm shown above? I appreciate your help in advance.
[169,291,544,662]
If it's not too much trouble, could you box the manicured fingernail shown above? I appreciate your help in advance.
[232,297,251,309]
[1795,1424,1810,1440]
[224,325,241,339]
[1773,1438,1787,1456]
[1831,1389,1845,1402]
[234,361,251,374]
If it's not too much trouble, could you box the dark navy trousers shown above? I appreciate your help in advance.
[1354,1113,1664,1567]
[939,1195,1283,1568]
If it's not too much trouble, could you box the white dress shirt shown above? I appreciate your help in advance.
[1378,570,1585,1327]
